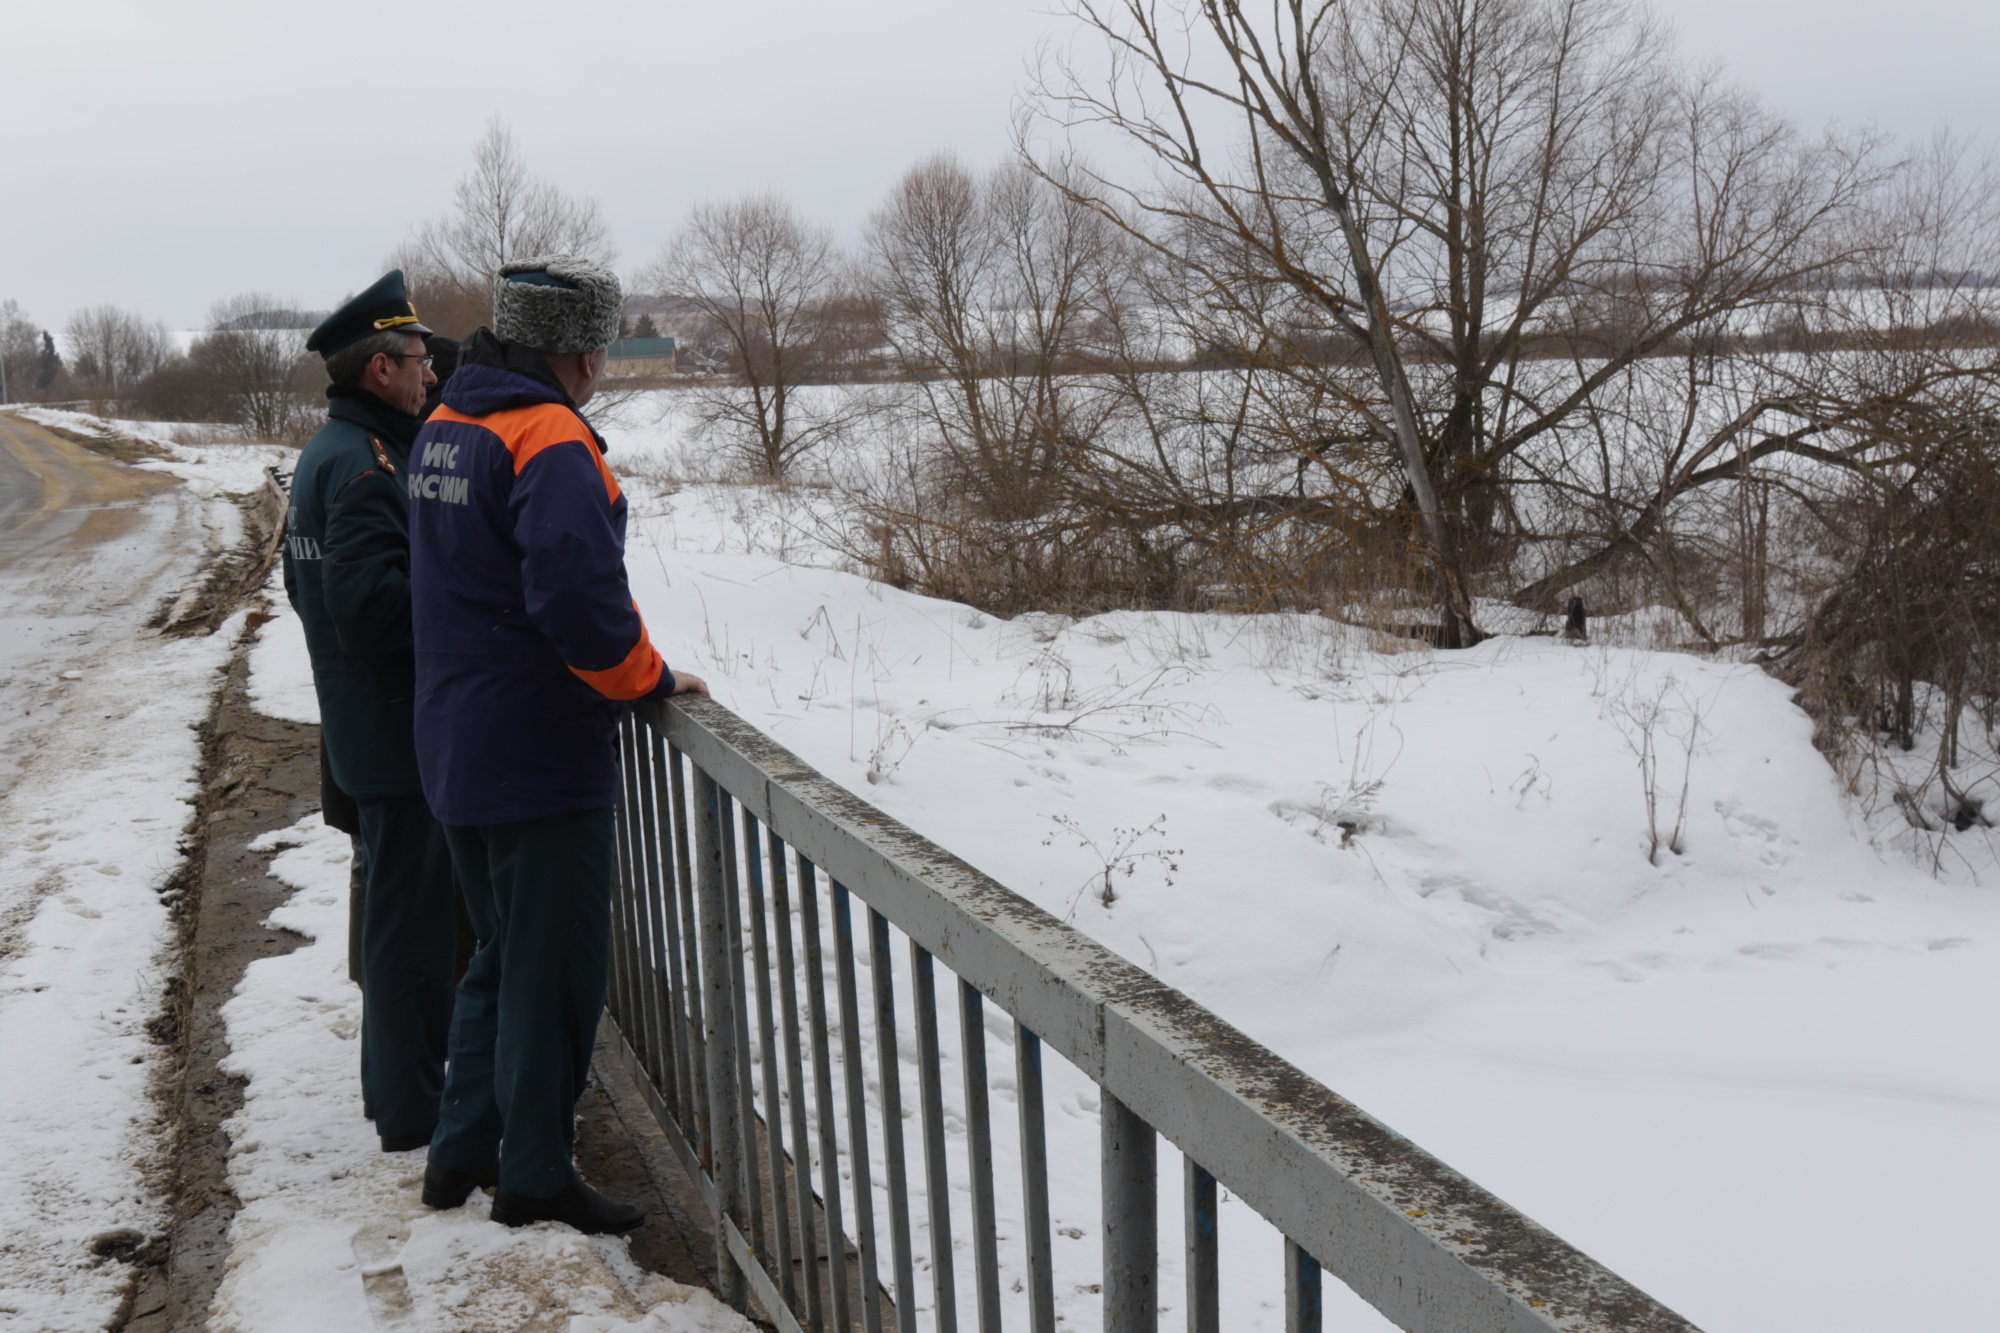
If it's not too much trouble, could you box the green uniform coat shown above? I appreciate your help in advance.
[282,388,426,797]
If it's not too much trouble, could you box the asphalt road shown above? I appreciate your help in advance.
[0,410,175,571]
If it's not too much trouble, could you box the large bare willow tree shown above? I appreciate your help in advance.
[1027,0,1905,641]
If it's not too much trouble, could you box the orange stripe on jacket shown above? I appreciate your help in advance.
[427,401,657,697]
[568,604,666,700]
[425,401,622,504]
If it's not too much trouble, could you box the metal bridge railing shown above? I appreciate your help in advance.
[609,695,1700,1333]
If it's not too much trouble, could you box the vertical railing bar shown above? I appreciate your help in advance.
[631,715,669,1089]
[772,833,827,1333]
[609,716,639,1036]
[622,718,653,1057]
[746,821,800,1314]
[868,910,919,1327]
[646,730,688,1120]
[910,947,959,1333]
[959,983,1002,1333]
[1183,1160,1219,1333]
[1016,1023,1055,1333]
[833,882,887,1333]
[1284,1241,1321,1333]
[1102,1091,1158,1333]
[801,857,855,1332]
[720,794,770,1269]
[670,742,708,1156]
[695,767,747,1312]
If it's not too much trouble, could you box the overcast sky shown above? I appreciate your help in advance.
[1,0,1993,333]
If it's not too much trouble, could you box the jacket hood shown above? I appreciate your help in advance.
[441,328,610,453]
[441,327,574,417]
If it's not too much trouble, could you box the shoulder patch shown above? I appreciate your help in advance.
[368,437,398,476]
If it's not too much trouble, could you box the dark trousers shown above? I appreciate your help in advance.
[429,807,614,1198]
[354,793,458,1141]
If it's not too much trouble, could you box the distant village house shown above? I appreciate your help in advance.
[605,335,675,376]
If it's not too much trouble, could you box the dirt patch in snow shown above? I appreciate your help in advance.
[153,497,284,640]
[129,639,735,1329]
[126,638,320,1332]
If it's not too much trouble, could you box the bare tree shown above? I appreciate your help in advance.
[62,304,171,393]
[395,118,615,335]
[848,155,1158,609]
[0,300,42,402]
[188,293,318,440]
[1027,0,1897,642]
[641,192,856,480]
[870,156,1126,514]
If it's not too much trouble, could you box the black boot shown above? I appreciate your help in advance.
[489,1180,644,1235]
[422,1161,500,1209]
[379,1132,432,1153]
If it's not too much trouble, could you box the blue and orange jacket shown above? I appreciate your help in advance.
[407,330,675,825]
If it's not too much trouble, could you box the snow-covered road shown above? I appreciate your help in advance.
[0,413,246,1331]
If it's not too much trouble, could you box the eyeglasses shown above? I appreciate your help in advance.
[382,351,435,368]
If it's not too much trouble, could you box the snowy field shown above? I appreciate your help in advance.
[603,483,1996,1333]
[3,397,1992,1331]
[590,388,1998,1330]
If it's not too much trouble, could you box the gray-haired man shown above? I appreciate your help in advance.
[288,271,456,1155]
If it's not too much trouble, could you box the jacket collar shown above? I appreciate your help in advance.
[442,328,607,453]
[325,385,422,450]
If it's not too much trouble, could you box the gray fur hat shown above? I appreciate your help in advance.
[493,255,623,353]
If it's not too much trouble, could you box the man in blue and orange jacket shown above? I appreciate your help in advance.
[406,255,706,1235]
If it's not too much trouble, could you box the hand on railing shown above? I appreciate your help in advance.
[668,670,710,697]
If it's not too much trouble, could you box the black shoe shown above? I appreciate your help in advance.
[421,1161,499,1209]
[489,1180,644,1235]
[380,1131,432,1153]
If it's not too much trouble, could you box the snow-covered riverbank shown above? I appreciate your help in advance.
[609,467,1998,1332]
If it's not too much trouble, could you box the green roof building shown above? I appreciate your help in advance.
[606,336,676,375]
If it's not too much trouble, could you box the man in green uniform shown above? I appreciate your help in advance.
[285,271,460,1154]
